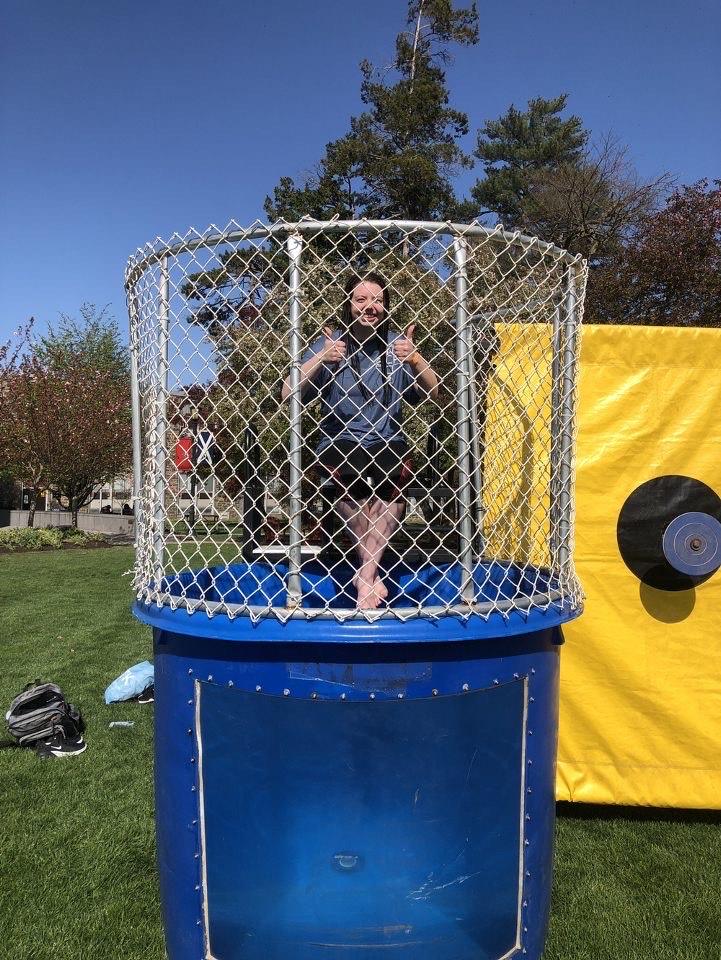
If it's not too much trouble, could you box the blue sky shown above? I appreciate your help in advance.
[1,0,718,345]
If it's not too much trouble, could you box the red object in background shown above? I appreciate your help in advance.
[175,436,193,472]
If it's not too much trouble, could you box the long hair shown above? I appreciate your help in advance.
[340,272,392,407]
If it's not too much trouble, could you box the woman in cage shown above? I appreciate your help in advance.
[281,272,439,609]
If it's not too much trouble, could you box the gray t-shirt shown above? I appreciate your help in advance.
[301,330,423,451]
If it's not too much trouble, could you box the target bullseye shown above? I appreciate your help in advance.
[662,512,721,576]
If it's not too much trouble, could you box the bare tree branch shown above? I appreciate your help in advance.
[520,135,674,260]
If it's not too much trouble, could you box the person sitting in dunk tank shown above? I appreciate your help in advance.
[281,272,439,610]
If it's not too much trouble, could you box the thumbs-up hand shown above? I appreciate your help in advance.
[321,327,346,365]
[393,323,418,365]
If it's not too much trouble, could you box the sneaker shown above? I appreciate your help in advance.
[137,685,154,704]
[35,720,87,759]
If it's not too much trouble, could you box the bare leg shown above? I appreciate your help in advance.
[354,498,405,609]
[336,496,368,600]
[336,497,368,543]
[336,493,405,609]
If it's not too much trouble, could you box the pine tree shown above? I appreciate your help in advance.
[264,1,479,223]
[471,94,587,227]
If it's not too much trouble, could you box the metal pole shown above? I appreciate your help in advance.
[153,256,170,589]
[549,298,563,558]
[242,421,263,562]
[556,265,579,575]
[187,411,198,535]
[452,237,475,603]
[424,421,441,523]
[286,233,304,607]
[128,296,143,551]
[126,220,577,281]
[466,326,485,558]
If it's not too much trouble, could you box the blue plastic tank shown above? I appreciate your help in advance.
[135,562,575,960]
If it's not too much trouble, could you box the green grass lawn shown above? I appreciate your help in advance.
[1,548,719,959]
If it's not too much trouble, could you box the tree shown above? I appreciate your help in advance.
[178,3,480,491]
[471,94,587,227]
[0,471,19,510]
[0,308,132,526]
[518,136,672,262]
[588,180,721,327]
[0,317,34,374]
[0,319,34,513]
[1,359,72,526]
[265,0,479,223]
[0,356,131,526]
[35,302,129,380]
[40,306,131,521]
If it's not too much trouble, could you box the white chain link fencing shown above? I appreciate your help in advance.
[125,219,586,622]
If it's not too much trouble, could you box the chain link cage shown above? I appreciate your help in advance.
[125,219,586,623]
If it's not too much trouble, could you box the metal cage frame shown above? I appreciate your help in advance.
[126,218,586,623]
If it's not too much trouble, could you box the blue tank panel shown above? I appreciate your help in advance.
[150,616,562,960]
[199,680,525,959]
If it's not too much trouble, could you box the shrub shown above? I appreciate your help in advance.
[0,526,107,551]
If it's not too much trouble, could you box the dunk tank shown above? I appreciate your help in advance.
[125,219,587,960]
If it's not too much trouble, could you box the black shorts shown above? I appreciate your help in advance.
[317,441,413,501]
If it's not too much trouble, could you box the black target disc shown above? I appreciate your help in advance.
[617,476,721,591]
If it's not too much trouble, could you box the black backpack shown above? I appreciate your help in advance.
[5,681,84,748]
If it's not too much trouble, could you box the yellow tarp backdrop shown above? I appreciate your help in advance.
[557,324,721,808]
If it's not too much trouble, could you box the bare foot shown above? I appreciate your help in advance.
[373,576,388,600]
[358,583,384,610]
[354,569,386,610]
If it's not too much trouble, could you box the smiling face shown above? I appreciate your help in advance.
[349,281,385,337]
